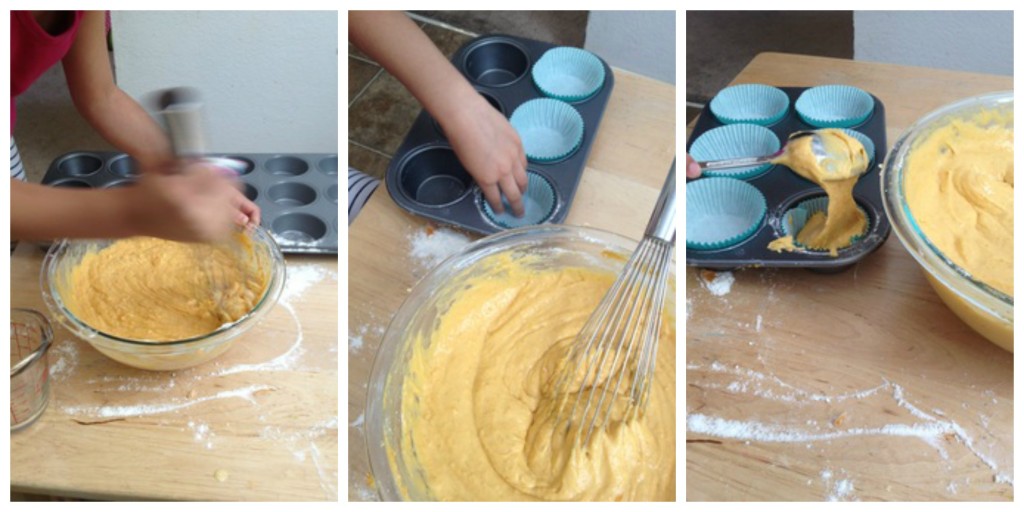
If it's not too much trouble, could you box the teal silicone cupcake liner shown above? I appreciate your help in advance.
[688,123,781,180]
[780,196,870,250]
[709,84,790,126]
[686,177,767,250]
[795,85,875,128]
[531,47,606,102]
[841,128,876,167]
[510,98,585,162]
[481,171,557,229]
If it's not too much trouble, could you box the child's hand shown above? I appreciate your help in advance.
[686,153,701,179]
[130,162,260,242]
[443,93,528,217]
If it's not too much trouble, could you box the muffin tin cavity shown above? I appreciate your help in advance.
[463,38,530,87]
[531,46,606,102]
[687,86,890,271]
[510,98,585,162]
[396,146,473,207]
[795,85,875,128]
[688,123,780,180]
[42,151,338,254]
[779,195,872,253]
[385,34,615,235]
[481,171,558,229]
[57,153,103,177]
[686,177,767,250]
[710,84,790,126]
[108,155,139,177]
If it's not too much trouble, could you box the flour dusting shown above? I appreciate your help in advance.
[701,270,735,296]
[63,384,273,419]
[48,339,79,382]
[409,226,471,269]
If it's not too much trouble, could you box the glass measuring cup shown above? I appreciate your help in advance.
[11,308,54,431]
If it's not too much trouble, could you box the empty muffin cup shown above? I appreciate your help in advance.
[266,156,310,176]
[686,177,767,250]
[510,98,585,162]
[531,46,606,102]
[397,146,474,207]
[271,212,327,244]
[318,156,338,176]
[268,182,317,207]
[709,84,790,126]
[779,196,870,251]
[463,38,529,87]
[57,153,102,177]
[688,123,781,180]
[795,85,875,128]
[481,171,557,229]
[49,179,91,189]
[107,154,139,177]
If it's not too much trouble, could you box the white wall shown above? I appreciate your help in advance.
[584,11,675,85]
[854,11,1012,76]
[111,11,338,153]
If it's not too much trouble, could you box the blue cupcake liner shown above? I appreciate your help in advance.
[510,98,585,162]
[840,128,876,168]
[686,177,767,250]
[780,196,870,250]
[795,85,875,128]
[481,171,557,229]
[531,47,606,103]
[688,123,781,180]
[709,84,790,126]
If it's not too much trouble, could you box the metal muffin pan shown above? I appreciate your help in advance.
[385,34,615,235]
[686,86,891,272]
[41,151,338,254]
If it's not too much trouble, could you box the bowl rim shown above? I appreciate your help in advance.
[39,225,286,346]
[364,224,665,500]
[881,90,1013,319]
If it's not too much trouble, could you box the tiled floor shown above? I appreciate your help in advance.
[347,11,588,182]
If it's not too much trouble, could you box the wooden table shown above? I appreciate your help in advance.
[10,244,339,501]
[348,69,675,501]
[686,53,1013,501]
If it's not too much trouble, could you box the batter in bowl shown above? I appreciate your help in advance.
[905,111,1013,297]
[399,253,675,501]
[768,128,869,256]
[61,233,270,341]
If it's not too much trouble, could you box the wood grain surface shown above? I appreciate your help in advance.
[348,68,676,501]
[10,243,339,501]
[686,53,1013,501]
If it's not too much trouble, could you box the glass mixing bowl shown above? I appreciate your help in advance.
[40,226,286,370]
[365,224,675,500]
[881,91,1013,351]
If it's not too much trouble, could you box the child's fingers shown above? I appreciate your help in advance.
[480,183,504,215]
[500,174,525,218]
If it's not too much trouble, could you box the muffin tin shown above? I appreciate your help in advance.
[40,152,338,254]
[686,86,891,271]
[385,34,615,235]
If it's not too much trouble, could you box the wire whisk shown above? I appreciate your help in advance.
[552,160,676,446]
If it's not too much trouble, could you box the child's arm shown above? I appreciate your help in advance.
[350,11,527,217]
[11,163,256,242]
[61,11,173,171]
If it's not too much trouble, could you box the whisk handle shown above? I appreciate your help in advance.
[644,159,676,243]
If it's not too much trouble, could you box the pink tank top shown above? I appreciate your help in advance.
[10,11,84,131]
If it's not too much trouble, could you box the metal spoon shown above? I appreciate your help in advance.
[694,130,823,173]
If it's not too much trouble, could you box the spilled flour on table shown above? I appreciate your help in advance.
[699,270,735,296]
[51,260,339,499]
[687,360,1013,497]
[408,225,471,270]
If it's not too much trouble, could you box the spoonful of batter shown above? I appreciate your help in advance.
[693,130,835,174]
[768,128,869,256]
